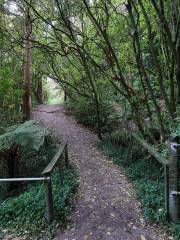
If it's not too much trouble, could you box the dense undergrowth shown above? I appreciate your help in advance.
[97,132,180,239]
[67,98,119,134]
[0,167,78,239]
[0,121,58,201]
[0,121,79,239]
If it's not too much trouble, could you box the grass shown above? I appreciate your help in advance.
[0,167,79,240]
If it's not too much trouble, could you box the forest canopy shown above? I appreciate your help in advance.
[0,0,180,141]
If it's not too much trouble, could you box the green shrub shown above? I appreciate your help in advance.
[0,167,78,239]
[0,67,23,127]
[110,130,132,146]
[126,159,162,181]
[172,223,180,240]
[67,97,118,132]
[0,121,57,175]
[0,121,58,200]
[98,134,146,167]
[134,179,165,222]
[109,130,146,161]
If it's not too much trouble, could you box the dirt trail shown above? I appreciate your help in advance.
[33,104,165,240]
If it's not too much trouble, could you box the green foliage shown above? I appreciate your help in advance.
[172,223,180,240]
[68,97,97,127]
[0,167,78,239]
[134,179,165,222]
[109,131,146,164]
[68,97,118,132]
[0,121,58,200]
[0,121,57,173]
[0,121,52,152]
[126,159,162,181]
[110,130,132,146]
[0,67,22,126]
[170,114,180,139]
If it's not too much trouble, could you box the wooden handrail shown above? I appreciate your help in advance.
[42,141,69,223]
[132,133,171,221]
[132,133,169,165]
[42,142,68,175]
[43,146,62,175]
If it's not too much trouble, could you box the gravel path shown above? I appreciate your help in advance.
[33,104,165,240]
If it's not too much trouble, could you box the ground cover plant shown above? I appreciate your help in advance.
[0,167,78,239]
[0,120,79,239]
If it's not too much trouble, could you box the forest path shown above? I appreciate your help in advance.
[33,104,163,240]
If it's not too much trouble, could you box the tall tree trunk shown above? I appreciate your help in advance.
[22,10,32,121]
[177,37,180,103]
[36,78,43,104]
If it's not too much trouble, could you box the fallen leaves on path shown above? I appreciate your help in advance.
[32,105,167,240]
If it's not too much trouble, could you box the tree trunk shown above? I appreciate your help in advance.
[22,11,32,121]
[36,78,43,104]
[177,37,180,103]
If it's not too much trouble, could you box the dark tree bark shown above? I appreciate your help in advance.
[7,144,21,192]
[22,7,32,121]
[36,78,43,104]
[177,37,180,103]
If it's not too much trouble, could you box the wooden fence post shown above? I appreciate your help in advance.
[44,176,54,224]
[65,143,69,167]
[164,164,169,221]
[169,140,180,222]
[59,160,64,185]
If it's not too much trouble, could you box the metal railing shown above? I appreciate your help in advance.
[132,133,180,223]
[0,142,69,224]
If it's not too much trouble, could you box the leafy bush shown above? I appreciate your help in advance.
[126,159,162,181]
[0,167,78,239]
[67,97,118,132]
[170,120,180,140]
[0,67,22,127]
[134,179,165,222]
[99,132,146,166]
[172,223,180,240]
[110,130,132,146]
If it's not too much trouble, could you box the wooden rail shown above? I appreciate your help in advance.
[42,142,68,175]
[132,133,168,165]
[42,142,69,223]
[0,142,69,224]
[132,133,180,223]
